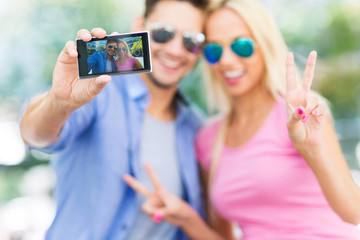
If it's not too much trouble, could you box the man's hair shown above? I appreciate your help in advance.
[144,0,209,18]
[106,39,119,45]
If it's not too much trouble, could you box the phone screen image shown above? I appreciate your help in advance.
[77,31,151,79]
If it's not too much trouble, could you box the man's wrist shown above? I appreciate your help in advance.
[47,90,78,114]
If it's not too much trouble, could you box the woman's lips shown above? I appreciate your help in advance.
[223,70,245,85]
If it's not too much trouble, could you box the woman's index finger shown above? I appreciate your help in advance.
[123,174,152,198]
[302,51,317,92]
[144,163,163,192]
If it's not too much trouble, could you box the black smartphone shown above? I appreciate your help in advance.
[76,31,152,79]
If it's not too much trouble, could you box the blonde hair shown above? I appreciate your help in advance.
[205,0,299,114]
[203,0,329,237]
[117,39,133,57]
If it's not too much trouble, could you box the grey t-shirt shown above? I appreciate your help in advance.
[126,113,184,240]
[106,60,112,72]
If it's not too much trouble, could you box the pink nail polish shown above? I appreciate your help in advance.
[154,212,163,223]
[302,115,309,123]
[312,110,318,115]
[297,108,303,115]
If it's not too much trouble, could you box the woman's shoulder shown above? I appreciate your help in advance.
[273,99,288,118]
[130,56,137,63]
[197,115,224,142]
[195,115,225,170]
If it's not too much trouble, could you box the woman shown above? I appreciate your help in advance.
[124,0,360,239]
[114,39,144,71]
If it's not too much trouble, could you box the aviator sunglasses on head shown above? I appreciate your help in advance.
[204,38,255,64]
[149,22,205,54]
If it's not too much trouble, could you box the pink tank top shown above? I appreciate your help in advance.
[115,57,137,71]
[196,101,360,239]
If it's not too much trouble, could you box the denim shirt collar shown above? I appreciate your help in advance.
[121,74,192,122]
[101,51,115,62]
[175,90,192,124]
[121,74,150,112]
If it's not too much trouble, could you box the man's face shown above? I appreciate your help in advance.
[145,1,204,88]
[105,42,117,57]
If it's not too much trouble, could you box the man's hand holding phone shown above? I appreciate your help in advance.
[20,28,113,148]
[51,28,112,111]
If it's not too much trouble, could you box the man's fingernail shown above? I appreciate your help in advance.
[302,115,309,123]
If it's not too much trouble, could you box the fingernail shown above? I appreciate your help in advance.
[297,108,303,115]
[302,115,309,123]
[312,110,318,116]
[154,212,163,223]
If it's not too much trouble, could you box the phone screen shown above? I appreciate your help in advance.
[77,31,152,79]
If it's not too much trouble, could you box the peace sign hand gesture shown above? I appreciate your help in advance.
[123,163,192,227]
[286,51,326,156]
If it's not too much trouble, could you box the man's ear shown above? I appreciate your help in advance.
[131,16,145,32]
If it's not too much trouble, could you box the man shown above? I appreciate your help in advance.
[87,39,117,74]
[19,0,208,239]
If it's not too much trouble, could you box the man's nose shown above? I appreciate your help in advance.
[163,33,187,56]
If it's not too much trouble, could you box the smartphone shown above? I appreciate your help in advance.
[76,31,152,79]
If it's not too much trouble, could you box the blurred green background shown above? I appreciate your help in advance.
[0,0,359,239]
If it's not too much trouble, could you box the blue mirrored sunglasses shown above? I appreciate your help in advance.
[117,47,127,51]
[204,38,255,64]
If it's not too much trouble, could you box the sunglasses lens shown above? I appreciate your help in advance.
[150,23,204,54]
[183,32,205,54]
[151,24,175,43]
[204,44,223,64]
[231,38,254,58]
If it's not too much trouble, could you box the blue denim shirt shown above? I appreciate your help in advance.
[87,51,115,74]
[22,74,204,240]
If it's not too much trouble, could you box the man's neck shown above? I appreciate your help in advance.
[140,73,178,121]
[105,52,112,60]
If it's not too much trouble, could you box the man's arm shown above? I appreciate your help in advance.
[134,59,144,70]
[20,91,76,147]
[87,52,99,73]
[20,28,111,148]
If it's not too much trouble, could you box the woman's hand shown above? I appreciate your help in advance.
[123,163,194,227]
[286,52,360,225]
[124,164,227,239]
[285,51,326,156]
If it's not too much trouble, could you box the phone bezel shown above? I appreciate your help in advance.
[77,31,152,79]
